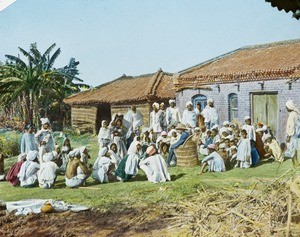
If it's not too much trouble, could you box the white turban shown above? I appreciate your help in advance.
[98,147,108,157]
[264,134,272,141]
[186,101,193,107]
[244,116,251,121]
[219,143,226,149]
[69,148,80,158]
[18,153,27,161]
[41,118,50,125]
[207,98,214,103]
[223,121,230,126]
[152,102,159,109]
[286,100,297,111]
[43,152,54,162]
[220,127,229,135]
[169,99,176,104]
[27,150,38,161]
[230,146,237,150]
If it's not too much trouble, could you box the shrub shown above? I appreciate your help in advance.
[0,131,21,157]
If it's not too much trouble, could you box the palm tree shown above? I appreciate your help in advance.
[0,43,89,127]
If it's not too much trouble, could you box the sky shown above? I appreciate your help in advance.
[0,0,299,87]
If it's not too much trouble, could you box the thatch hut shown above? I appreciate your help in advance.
[64,69,176,134]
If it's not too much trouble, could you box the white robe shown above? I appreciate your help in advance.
[149,110,163,133]
[285,110,300,157]
[18,161,40,187]
[93,156,113,183]
[97,127,111,148]
[201,106,219,127]
[37,161,58,188]
[237,138,251,168]
[242,124,256,141]
[20,133,38,154]
[182,109,197,128]
[140,154,171,183]
[201,151,225,172]
[166,107,181,125]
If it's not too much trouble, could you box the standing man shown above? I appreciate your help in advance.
[20,124,38,154]
[166,99,181,129]
[159,102,167,132]
[124,105,144,136]
[182,101,197,130]
[285,100,300,167]
[149,102,163,142]
[194,102,205,128]
[202,98,219,129]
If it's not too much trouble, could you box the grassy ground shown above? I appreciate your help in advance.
[0,132,297,212]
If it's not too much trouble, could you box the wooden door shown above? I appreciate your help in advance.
[252,93,278,135]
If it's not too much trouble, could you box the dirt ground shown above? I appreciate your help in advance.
[0,205,182,237]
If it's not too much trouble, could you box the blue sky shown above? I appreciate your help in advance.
[0,0,299,86]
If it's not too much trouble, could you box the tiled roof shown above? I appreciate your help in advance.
[64,70,176,106]
[175,39,300,91]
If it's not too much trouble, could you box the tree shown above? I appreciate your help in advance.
[0,43,90,128]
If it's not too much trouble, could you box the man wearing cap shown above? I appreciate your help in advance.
[35,118,55,156]
[166,99,181,128]
[140,145,171,183]
[182,101,197,129]
[20,124,38,154]
[166,123,189,167]
[285,100,300,166]
[18,150,40,187]
[65,149,92,188]
[201,98,219,129]
[37,152,59,189]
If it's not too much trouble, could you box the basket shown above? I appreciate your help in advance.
[175,135,199,167]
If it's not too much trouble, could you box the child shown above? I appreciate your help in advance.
[60,138,72,172]
[97,120,111,148]
[236,129,251,168]
[230,146,238,167]
[109,143,122,170]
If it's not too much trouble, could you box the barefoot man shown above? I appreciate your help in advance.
[65,148,92,188]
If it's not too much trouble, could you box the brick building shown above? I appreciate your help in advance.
[174,39,300,142]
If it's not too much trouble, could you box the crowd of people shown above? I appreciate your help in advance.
[0,98,299,189]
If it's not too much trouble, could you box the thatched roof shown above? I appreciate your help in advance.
[174,39,300,91]
[64,69,176,106]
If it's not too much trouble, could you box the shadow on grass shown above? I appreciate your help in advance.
[171,173,186,181]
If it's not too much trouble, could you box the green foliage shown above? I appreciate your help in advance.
[0,131,21,157]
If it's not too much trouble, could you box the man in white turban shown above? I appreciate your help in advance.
[149,102,164,141]
[18,150,40,187]
[201,98,219,129]
[124,105,144,136]
[37,152,58,189]
[182,101,197,129]
[285,100,300,166]
[166,99,181,128]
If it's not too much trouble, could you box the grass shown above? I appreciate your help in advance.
[0,131,299,211]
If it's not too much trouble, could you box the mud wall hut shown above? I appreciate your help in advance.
[174,39,300,142]
[64,69,176,134]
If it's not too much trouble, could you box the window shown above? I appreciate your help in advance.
[228,93,238,121]
[192,94,207,110]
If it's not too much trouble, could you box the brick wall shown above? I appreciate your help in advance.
[175,79,300,142]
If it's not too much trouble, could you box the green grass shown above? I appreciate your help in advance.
[0,131,298,211]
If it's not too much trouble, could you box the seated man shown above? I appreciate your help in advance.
[18,150,40,187]
[65,148,92,188]
[166,123,189,167]
[37,152,58,189]
[140,145,171,183]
